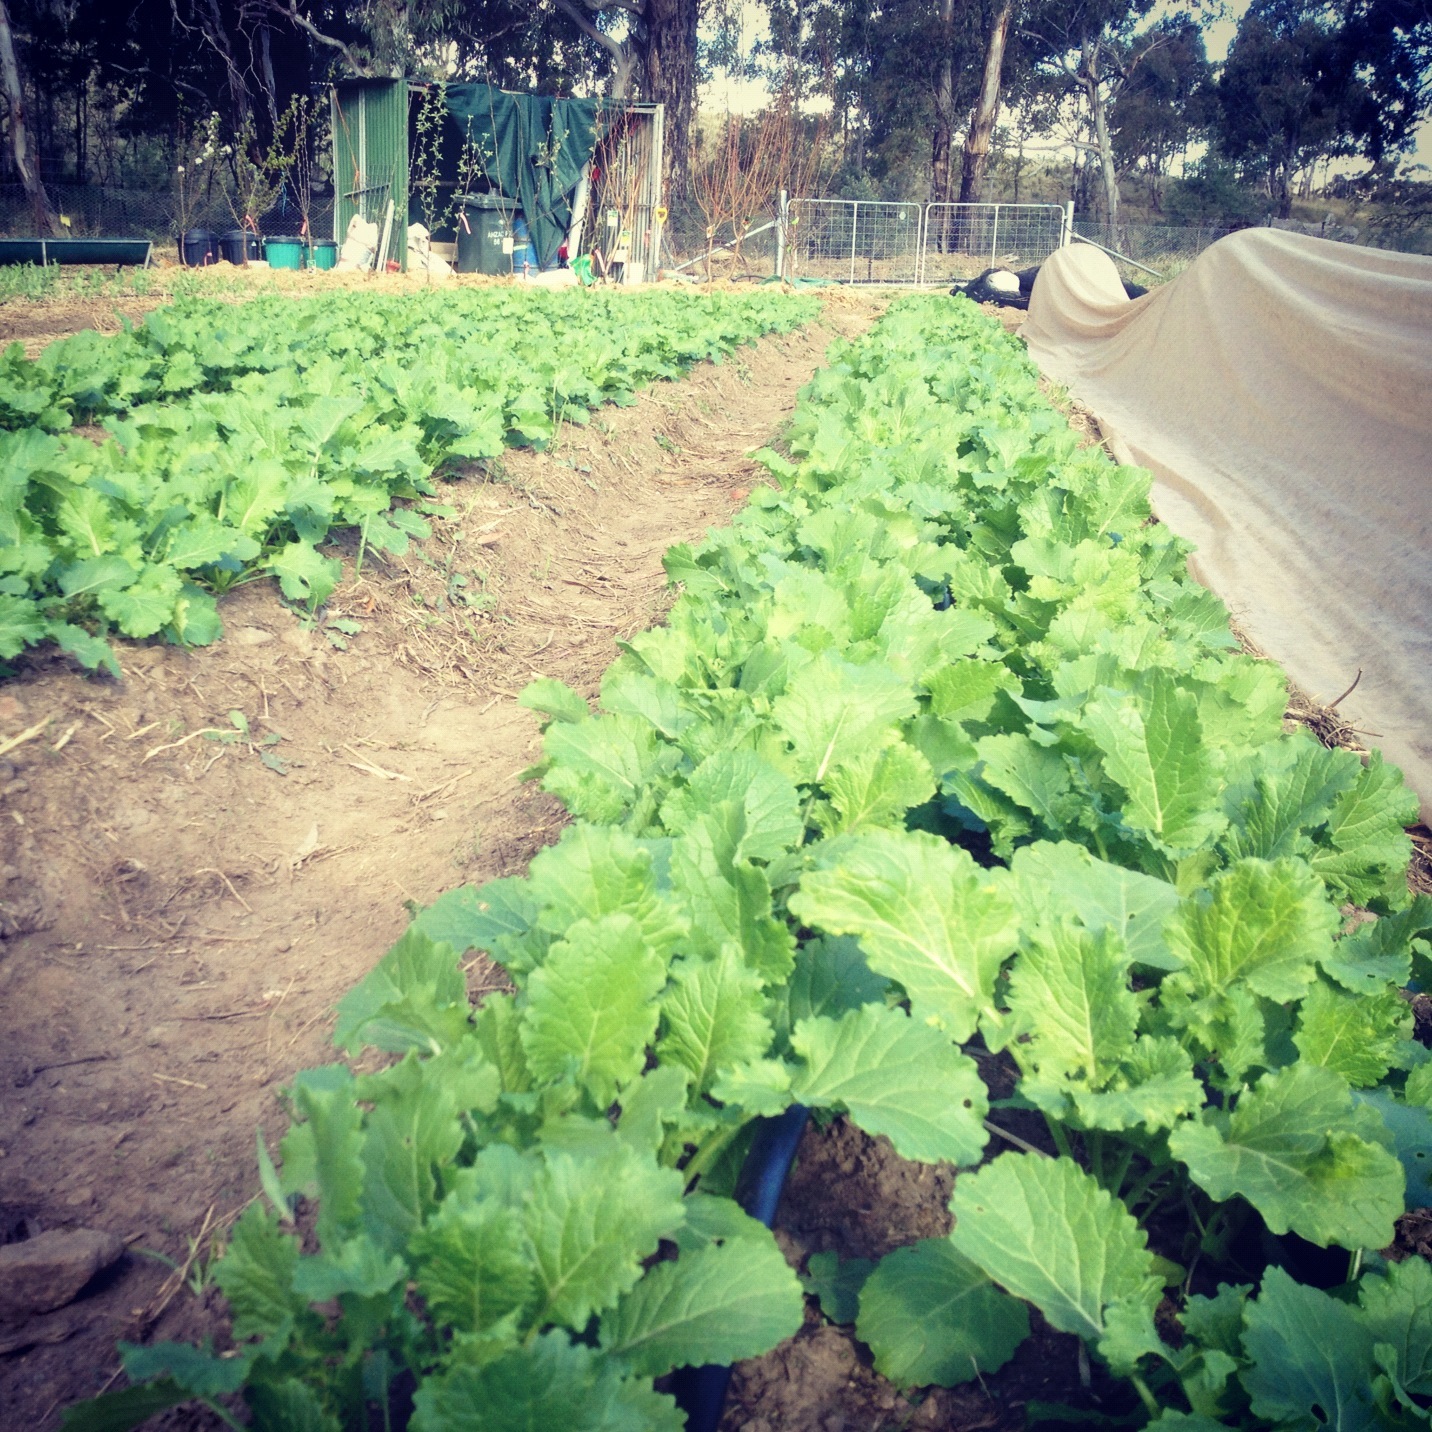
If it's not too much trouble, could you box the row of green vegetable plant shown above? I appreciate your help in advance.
[71,295,1432,1432]
[0,287,818,674]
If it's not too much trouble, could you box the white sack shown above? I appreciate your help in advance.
[405,222,453,279]
[1022,229,1432,819]
[336,214,379,272]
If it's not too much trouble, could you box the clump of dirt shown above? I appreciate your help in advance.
[0,293,884,1427]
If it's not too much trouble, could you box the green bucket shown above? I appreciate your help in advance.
[310,241,337,272]
[266,237,305,271]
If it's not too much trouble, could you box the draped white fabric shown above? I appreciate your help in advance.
[1022,229,1432,820]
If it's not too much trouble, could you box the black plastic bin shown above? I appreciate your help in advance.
[179,228,217,267]
[218,228,261,264]
[456,194,519,275]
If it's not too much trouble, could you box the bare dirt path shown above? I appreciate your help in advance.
[0,295,883,1426]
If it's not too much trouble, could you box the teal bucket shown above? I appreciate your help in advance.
[310,241,337,271]
[266,237,305,270]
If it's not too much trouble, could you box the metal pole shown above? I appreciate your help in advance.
[1063,200,1075,247]
[850,201,858,285]
[668,219,778,273]
[1069,230,1164,279]
[776,189,787,280]
[990,203,999,267]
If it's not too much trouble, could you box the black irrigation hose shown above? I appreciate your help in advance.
[672,1104,812,1432]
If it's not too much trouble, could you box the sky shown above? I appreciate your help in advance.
[700,0,1432,171]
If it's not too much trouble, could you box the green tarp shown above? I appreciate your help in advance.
[443,85,600,269]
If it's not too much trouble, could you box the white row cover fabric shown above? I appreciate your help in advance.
[1022,229,1432,821]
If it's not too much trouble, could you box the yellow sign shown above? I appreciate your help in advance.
[654,205,668,224]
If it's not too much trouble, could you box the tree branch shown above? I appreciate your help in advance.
[253,0,370,75]
[576,0,642,16]
[103,62,211,104]
[551,0,636,93]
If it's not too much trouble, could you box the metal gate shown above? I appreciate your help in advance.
[332,77,410,269]
[920,202,1068,284]
[781,198,1069,285]
[786,199,924,284]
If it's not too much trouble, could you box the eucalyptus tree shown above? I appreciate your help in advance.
[1109,11,1213,210]
[1020,0,1173,229]
[1215,0,1431,217]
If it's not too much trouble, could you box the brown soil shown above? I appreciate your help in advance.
[0,297,168,359]
[0,292,885,1426]
[721,1118,1135,1432]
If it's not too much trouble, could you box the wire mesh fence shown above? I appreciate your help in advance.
[0,183,337,252]
[786,199,924,284]
[0,181,1252,285]
[920,203,1069,283]
[1072,221,1236,279]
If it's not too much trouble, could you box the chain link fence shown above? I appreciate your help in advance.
[0,182,1272,286]
[1072,221,1238,281]
[0,183,336,253]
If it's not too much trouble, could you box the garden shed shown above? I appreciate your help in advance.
[330,77,663,277]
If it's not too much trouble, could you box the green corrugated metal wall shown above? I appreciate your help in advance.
[332,78,409,271]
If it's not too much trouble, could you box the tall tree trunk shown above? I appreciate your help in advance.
[1273,161,1293,218]
[958,0,1012,205]
[637,0,699,199]
[1082,39,1119,233]
[929,0,956,203]
[0,0,59,235]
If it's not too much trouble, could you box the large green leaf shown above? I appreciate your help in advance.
[772,651,917,784]
[356,1052,466,1255]
[949,1153,1161,1345]
[1293,977,1410,1087]
[790,1003,989,1165]
[817,739,936,834]
[1164,857,1339,1004]
[1169,1062,1404,1249]
[541,713,679,824]
[1360,1255,1432,1397]
[523,1142,686,1330]
[600,1225,804,1377]
[660,747,803,862]
[411,1178,535,1335]
[657,946,772,1095]
[277,1065,365,1246]
[527,823,687,957]
[772,936,889,1045]
[1081,673,1226,854]
[1240,1266,1379,1427]
[521,913,668,1105]
[332,927,469,1055]
[789,828,1018,1040]
[1221,738,1360,862]
[1003,922,1137,1089]
[1008,840,1181,971]
[411,1331,683,1432]
[59,1381,196,1432]
[212,1203,304,1342]
[856,1239,1028,1388]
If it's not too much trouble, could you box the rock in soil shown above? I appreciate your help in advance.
[0,1228,124,1322]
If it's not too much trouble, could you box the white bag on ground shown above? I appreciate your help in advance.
[406,223,453,279]
[335,215,379,272]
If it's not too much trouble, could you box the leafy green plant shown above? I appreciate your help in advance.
[0,287,817,675]
[64,297,1432,1431]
